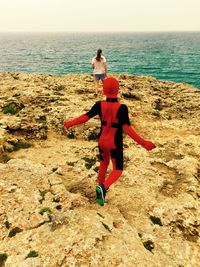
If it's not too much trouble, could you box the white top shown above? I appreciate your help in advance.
[91,56,106,74]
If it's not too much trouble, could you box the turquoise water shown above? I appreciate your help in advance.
[0,32,200,88]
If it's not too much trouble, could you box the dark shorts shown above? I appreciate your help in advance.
[94,74,105,81]
[99,146,123,170]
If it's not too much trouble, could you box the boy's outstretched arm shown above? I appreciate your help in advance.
[123,124,155,151]
[64,114,89,129]
[64,101,101,129]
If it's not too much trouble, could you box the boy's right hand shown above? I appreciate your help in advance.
[143,141,156,151]
[64,121,72,129]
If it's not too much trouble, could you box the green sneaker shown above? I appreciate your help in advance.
[96,184,106,206]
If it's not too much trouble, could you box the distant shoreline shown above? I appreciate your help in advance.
[0,71,199,90]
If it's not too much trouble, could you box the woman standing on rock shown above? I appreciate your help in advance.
[64,77,155,206]
[91,49,107,96]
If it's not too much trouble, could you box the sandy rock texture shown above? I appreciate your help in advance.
[0,72,199,267]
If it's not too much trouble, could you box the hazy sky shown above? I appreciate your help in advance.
[0,0,199,32]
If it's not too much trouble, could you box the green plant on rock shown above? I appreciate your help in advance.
[37,115,47,129]
[94,166,99,173]
[0,253,8,264]
[149,215,163,226]
[138,233,155,253]
[142,239,155,253]
[5,221,11,229]
[88,131,98,141]
[67,162,75,166]
[152,111,160,117]
[8,227,22,237]
[53,84,65,91]
[39,207,51,215]
[154,98,163,111]
[82,157,96,169]
[39,189,47,204]
[2,104,20,115]
[50,98,59,102]
[66,130,75,139]
[37,115,46,123]
[25,250,39,259]
[6,142,31,152]
[13,93,21,97]
[15,143,31,150]
[0,154,12,163]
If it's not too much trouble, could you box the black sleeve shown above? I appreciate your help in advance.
[117,104,131,125]
[85,101,101,118]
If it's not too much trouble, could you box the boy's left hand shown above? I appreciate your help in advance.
[144,141,156,151]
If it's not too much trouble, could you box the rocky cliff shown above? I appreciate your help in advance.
[0,72,199,267]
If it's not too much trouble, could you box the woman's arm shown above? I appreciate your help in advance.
[104,62,107,76]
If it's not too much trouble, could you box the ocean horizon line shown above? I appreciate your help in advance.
[0,30,200,34]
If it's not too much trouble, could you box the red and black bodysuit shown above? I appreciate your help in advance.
[85,98,130,190]
[64,77,155,191]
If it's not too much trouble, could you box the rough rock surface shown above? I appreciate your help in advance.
[0,72,199,267]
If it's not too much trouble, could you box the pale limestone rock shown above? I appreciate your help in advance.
[0,72,199,266]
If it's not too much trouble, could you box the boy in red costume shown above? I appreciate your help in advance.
[64,77,155,206]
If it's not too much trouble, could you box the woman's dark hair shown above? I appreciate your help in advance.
[96,49,103,62]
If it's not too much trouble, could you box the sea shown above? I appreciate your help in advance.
[0,32,200,88]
